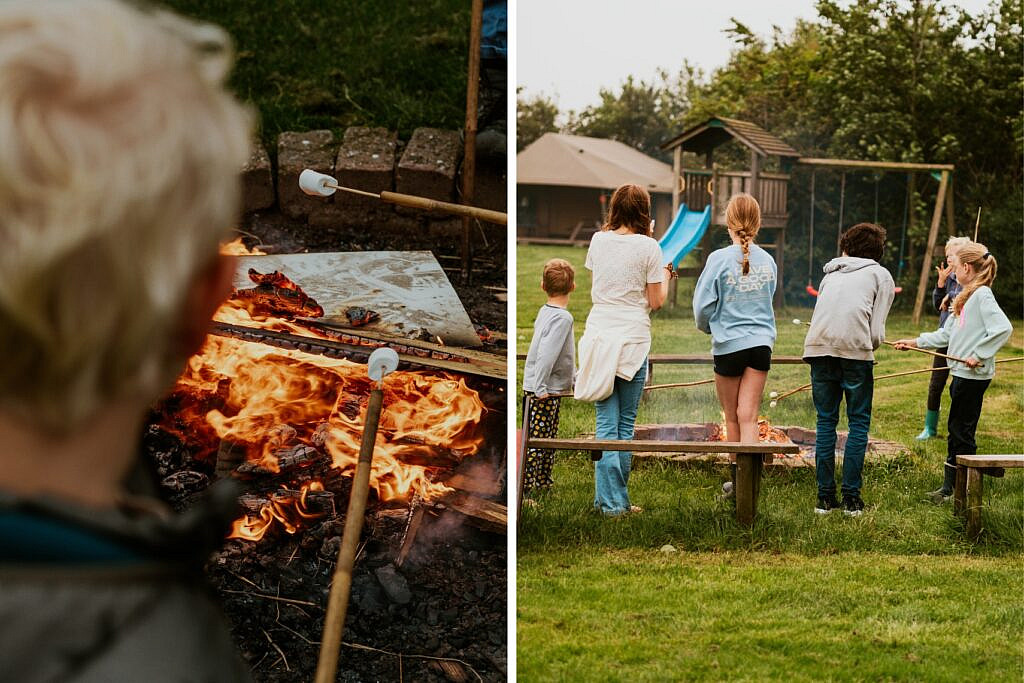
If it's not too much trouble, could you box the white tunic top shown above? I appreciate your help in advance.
[574,231,665,401]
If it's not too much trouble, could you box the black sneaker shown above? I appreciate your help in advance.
[842,495,865,517]
[815,494,841,514]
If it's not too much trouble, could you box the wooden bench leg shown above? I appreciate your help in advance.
[953,464,967,517]
[735,453,759,525]
[965,467,984,541]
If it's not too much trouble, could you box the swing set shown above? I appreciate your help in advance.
[799,157,955,322]
[661,117,956,324]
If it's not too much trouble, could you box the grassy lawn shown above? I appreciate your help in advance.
[162,1,471,145]
[516,244,1024,681]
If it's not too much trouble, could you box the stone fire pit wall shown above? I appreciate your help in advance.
[241,127,506,243]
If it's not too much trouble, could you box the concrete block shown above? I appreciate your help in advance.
[276,130,336,220]
[241,142,275,213]
[334,127,397,225]
[396,128,462,204]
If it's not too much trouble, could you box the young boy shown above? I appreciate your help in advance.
[0,1,252,679]
[803,223,895,516]
[521,258,576,492]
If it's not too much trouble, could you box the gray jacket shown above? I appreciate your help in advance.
[0,485,251,683]
[803,257,895,361]
[522,304,575,396]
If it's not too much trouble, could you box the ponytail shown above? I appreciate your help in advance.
[951,242,997,316]
[725,193,761,276]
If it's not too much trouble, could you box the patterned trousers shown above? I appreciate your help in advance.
[523,394,561,492]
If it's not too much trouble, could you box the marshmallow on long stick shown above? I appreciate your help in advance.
[299,169,338,197]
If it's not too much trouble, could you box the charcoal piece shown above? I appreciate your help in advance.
[374,564,412,604]
[160,470,209,495]
[344,306,380,327]
[311,422,331,448]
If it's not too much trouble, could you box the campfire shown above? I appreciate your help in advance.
[155,251,494,542]
[633,416,904,468]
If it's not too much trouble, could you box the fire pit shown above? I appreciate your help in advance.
[144,250,507,681]
[632,421,906,468]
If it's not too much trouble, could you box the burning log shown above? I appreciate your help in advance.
[230,268,325,318]
[235,444,322,476]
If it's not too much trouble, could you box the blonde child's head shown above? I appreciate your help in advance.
[951,242,997,315]
[542,258,575,297]
[945,235,971,266]
[0,0,252,433]
[725,193,761,275]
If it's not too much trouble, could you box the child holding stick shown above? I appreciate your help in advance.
[522,258,576,493]
[916,235,971,440]
[894,242,1013,503]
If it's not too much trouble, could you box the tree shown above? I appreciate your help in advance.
[516,89,559,152]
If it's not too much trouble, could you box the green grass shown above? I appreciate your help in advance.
[162,1,471,146]
[517,244,1024,680]
[518,550,1023,683]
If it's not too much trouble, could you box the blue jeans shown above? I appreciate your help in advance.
[809,357,873,498]
[594,361,647,515]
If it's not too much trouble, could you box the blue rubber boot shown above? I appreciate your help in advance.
[915,409,939,440]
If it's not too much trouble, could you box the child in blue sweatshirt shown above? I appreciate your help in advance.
[694,193,777,494]
[894,242,1013,503]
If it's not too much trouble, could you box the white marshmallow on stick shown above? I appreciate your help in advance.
[299,169,338,197]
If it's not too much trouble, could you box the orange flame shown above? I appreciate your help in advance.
[229,481,327,541]
[220,237,266,255]
[164,306,485,500]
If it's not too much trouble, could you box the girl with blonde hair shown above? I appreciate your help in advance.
[894,242,1013,503]
[693,193,777,496]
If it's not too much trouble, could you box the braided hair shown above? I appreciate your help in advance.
[725,193,762,275]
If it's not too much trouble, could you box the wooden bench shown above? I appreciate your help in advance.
[518,433,799,526]
[953,454,1024,540]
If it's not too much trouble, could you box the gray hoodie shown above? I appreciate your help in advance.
[803,257,895,361]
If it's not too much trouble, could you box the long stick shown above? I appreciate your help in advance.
[315,387,385,683]
[644,378,716,391]
[769,357,1024,405]
[324,182,507,225]
[882,341,971,364]
[461,0,484,281]
[974,207,981,241]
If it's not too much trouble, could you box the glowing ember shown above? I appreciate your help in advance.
[229,481,327,542]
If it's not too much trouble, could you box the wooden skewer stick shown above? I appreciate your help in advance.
[974,207,982,241]
[882,341,971,364]
[644,378,716,391]
[324,182,507,225]
[315,350,396,683]
[769,357,1023,406]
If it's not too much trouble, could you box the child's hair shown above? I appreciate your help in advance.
[542,258,575,296]
[725,193,761,275]
[840,223,887,261]
[602,184,651,235]
[951,242,997,316]
[0,0,252,433]
[945,235,971,262]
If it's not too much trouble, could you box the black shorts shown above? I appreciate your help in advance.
[713,346,772,377]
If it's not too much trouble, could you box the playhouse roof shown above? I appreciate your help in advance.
[517,133,674,193]
[661,116,801,158]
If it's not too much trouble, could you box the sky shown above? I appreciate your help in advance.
[516,0,997,114]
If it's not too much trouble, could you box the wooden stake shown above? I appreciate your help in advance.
[461,0,484,282]
[315,386,385,683]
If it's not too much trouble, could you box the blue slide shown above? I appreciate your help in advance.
[658,204,713,268]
